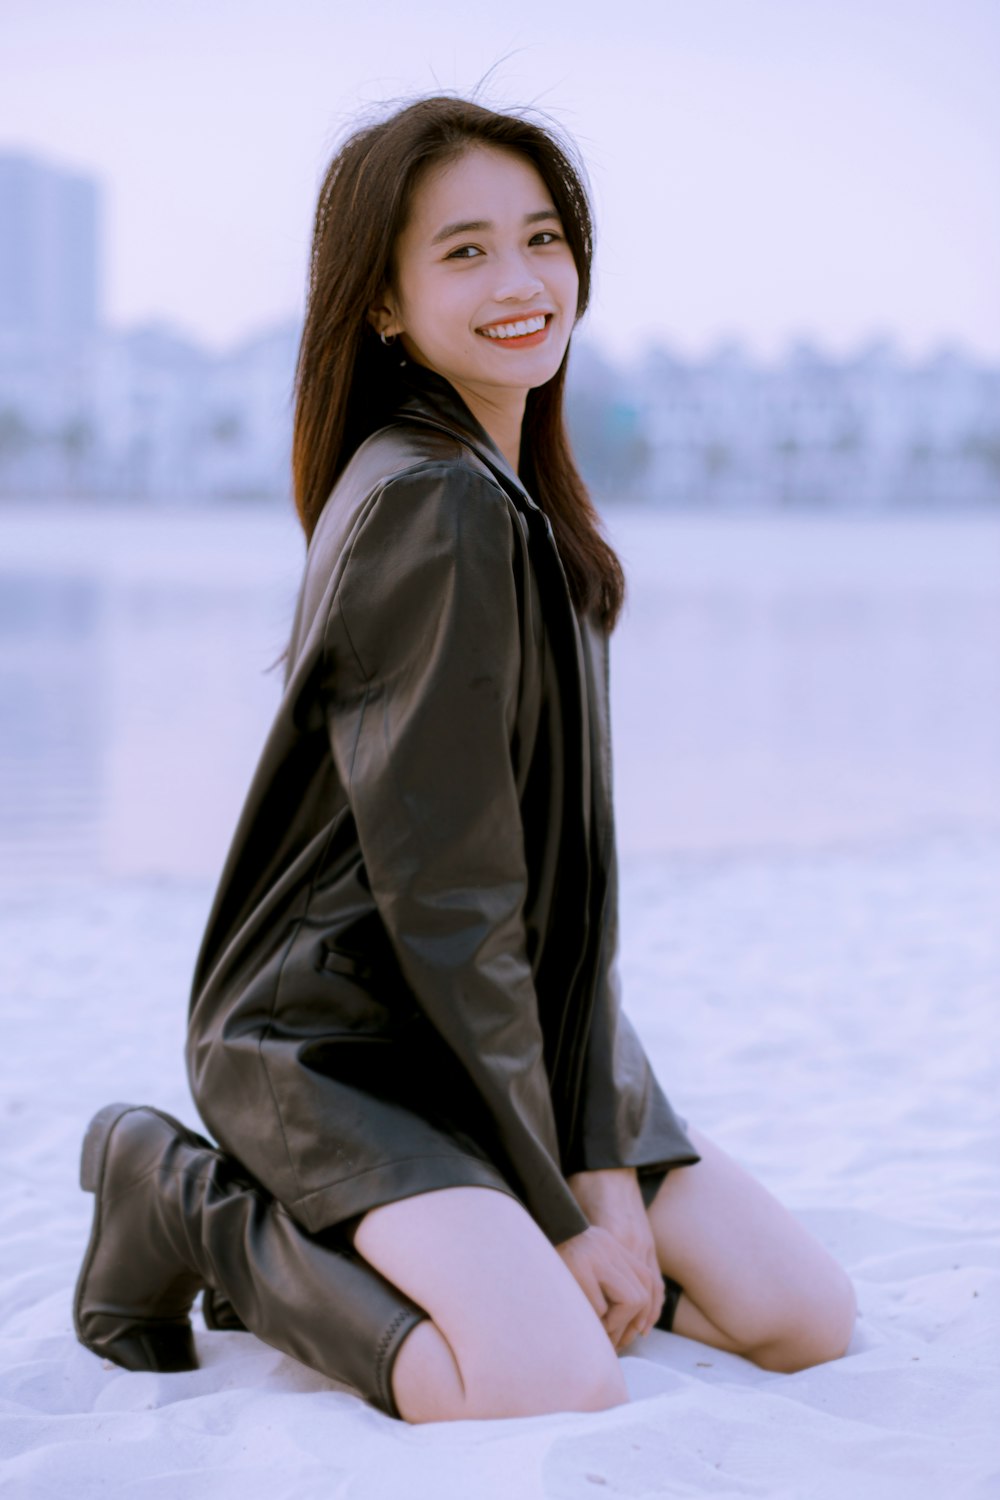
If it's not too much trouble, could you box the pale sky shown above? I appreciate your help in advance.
[3,0,998,364]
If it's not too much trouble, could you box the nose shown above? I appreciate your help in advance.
[491,247,546,304]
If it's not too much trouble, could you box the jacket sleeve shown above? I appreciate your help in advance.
[322,462,590,1246]
[568,627,703,1176]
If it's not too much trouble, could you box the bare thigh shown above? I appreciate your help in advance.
[646,1124,857,1369]
[351,1184,628,1422]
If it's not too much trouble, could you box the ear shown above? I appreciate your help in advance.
[367,295,402,340]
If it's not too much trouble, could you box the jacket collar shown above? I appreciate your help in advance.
[391,357,542,514]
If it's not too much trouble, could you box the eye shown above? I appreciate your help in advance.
[445,231,564,261]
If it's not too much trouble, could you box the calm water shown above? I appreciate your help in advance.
[1,501,998,886]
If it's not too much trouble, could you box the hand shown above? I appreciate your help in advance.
[555,1223,660,1353]
[561,1168,665,1348]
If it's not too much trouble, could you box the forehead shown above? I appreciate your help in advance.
[406,146,552,231]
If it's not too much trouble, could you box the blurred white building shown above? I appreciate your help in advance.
[0,151,997,509]
[0,150,101,341]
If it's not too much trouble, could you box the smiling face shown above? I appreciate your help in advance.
[370,144,581,415]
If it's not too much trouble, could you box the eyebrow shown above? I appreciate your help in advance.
[430,208,562,246]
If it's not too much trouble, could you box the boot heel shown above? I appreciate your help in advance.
[79,1103,137,1193]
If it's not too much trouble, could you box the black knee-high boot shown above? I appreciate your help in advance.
[73,1102,429,1418]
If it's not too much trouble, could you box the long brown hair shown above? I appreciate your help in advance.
[291,91,626,632]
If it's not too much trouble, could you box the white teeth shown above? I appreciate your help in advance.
[479,314,547,339]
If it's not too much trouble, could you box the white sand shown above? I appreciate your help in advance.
[1,506,998,1496]
[1,833,997,1498]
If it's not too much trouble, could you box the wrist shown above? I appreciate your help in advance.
[566,1166,640,1209]
[567,1166,638,1186]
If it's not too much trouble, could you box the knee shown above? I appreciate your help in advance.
[825,1270,859,1359]
[757,1270,858,1373]
[389,1317,465,1424]
[392,1317,629,1423]
[482,1354,629,1419]
[811,1268,858,1363]
[564,1362,631,1413]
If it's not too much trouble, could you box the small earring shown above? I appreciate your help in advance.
[380,330,396,346]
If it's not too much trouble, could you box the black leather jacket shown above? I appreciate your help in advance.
[185,357,699,1247]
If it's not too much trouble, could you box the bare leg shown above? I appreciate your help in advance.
[352,1185,630,1424]
[386,1319,468,1424]
[646,1125,857,1371]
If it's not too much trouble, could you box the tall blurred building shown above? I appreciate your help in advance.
[0,151,101,341]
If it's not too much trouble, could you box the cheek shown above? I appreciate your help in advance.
[549,254,580,308]
[406,276,474,340]
[446,298,487,346]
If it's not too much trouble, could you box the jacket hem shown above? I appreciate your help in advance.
[287,1152,527,1235]
[569,1152,703,1175]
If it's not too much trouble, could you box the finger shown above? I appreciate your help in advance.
[629,1300,653,1343]
[634,1244,664,1326]
[650,1278,666,1331]
[603,1289,650,1350]
[629,1272,659,1342]
[644,1262,665,1333]
[606,1311,638,1353]
[597,1237,662,1338]
[621,1316,646,1350]
[589,1240,657,1345]
[600,1258,648,1309]
[581,1271,610,1324]
[631,1256,660,1324]
[616,1240,662,1311]
[615,1302,647,1348]
[599,1291,636,1346]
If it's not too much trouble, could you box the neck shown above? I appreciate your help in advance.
[452,383,526,476]
[404,357,526,475]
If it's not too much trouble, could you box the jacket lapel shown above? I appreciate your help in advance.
[386,363,605,1115]
[389,362,594,860]
[394,359,541,510]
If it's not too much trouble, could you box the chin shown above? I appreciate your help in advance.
[479,348,567,383]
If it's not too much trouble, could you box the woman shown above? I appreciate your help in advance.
[73,94,856,1424]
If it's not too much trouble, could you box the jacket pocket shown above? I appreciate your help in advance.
[313,940,422,1034]
[319,945,376,982]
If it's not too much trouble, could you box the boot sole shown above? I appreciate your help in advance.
[74,1102,214,1371]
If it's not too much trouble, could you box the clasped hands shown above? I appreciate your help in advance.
[558,1167,666,1351]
